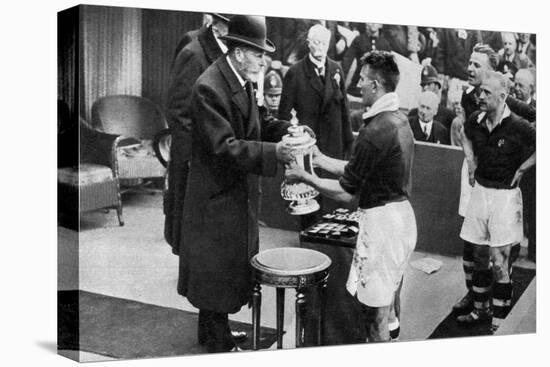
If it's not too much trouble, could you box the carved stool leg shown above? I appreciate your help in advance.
[276,288,285,349]
[318,277,328,345]
[295,287,306,348]
[252,283,262,350]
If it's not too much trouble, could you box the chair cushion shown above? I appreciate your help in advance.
[117,140,166,179]
[58,164,113,186]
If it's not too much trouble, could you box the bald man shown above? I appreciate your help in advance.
[498,33,533,72]
[514,68,536,107]
[408,91,450,145]
[279,24,353,161]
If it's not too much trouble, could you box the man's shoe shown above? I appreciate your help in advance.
[230,330,248,343]
[456,309,492,324]
[230,346,243,352]
[199,330,248,345]
[453,292,473,314]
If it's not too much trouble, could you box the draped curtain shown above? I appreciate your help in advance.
[58,7,79,127]
[81,5,142,123]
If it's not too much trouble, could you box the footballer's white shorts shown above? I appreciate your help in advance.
[460,182,523,247]
[346,200,417,307]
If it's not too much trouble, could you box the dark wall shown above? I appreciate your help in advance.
[141,8,203,111]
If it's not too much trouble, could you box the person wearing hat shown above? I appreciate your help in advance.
[164,12,229,260]
[262,70,283,117]
[407,64,456,133]
[171,13,230,65]
[177,14,295,353]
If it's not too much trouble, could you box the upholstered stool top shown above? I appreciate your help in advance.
[251,247,331,277]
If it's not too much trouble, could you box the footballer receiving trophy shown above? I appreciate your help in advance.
[280,110,320,215]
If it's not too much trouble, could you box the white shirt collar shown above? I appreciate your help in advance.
[226,56,246,87]
[476,103,511,126]
[213,28,228,54]
[308,53,326,71]
[362,92,400,120]
[419,119,433,136]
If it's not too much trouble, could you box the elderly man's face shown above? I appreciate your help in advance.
[418,94,439,123]
[467,52,491,87]
[502,34,517,57]
[478,77,505,113]
[514,72,533,102]
[236,47,267,83]
[307,32,330,61]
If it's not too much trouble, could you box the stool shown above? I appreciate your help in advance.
[250,247,331,349]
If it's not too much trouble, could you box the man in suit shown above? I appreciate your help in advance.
[498,32,533,72]
[164,13,229,256]
[408,64,456,132]
[513,68,536,107]
[409,91,450,145]
[517,33,536,65]
[178,15,294,353]
[279,24,353,161]
[171,13,229,65]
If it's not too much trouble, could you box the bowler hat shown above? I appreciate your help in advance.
[420,64,441,88]
[220,15,276,53]
[208,13,230,23]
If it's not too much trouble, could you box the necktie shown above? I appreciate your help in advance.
[317,66,325,83]
[245,81,255,102]
[423,124,429,140]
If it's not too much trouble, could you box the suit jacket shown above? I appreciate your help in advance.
[179,57,289,313]
[409,116,450,145]
[279,56,353,159]
[408,104,456,131]
[498,50,533,70]
[164,26,224,252]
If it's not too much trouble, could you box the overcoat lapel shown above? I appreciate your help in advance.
[218,57,250,119]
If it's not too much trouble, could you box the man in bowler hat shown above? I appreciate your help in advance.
[177,14,294,353]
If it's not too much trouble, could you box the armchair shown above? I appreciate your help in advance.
[91,95,170,193]
[58,118,124,227]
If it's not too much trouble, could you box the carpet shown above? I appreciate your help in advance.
[58,290,279,359]
[428,266,535,339]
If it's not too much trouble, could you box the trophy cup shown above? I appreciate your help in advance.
[280,110,320,215]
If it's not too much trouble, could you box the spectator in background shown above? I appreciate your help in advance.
[279,24,353,161]
[263,70,283,118]
[342,23,391,98]
[480,30,504,54]
[513,67,536,263]
[498,32,533,72]
[433,28,482,108]
[171,13,229,65]
[408,64,456,132]
[517,33,536,65]
[279,24,353,229]
[514,68,536,107]
[408,91,450,145]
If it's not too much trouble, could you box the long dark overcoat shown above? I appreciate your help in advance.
[164,26,223,253]
[178,56,289,313]
[279,56,353,160]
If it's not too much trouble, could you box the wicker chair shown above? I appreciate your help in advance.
[91,95,170,194]
[58,118,124,227]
